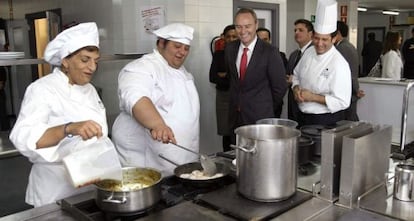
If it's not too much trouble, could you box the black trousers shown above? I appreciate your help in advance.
[299,110,345,128]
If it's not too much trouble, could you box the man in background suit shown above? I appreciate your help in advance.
[225,8,287,143]
[286,19,313,123]
[402,27,414,79]
[361,32,383,77]
[335,21,363,121]
[256,27,288,69]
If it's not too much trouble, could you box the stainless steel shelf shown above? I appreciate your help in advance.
[0,149,20,159]
[0,54,144,66]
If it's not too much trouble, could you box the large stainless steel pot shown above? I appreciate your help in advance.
[256,118,298,128]
[393,164,414,201]
[94,167,162,214]
[232,124,300,202]
[256,118,311,165]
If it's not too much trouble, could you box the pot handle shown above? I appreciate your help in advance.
[102,193,127,204]
[230,144,256,154]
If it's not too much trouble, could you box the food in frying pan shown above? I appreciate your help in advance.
[179,169,224,180]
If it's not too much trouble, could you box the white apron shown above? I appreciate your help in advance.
[112,51,200,176]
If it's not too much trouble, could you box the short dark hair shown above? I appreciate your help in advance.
[222,24,236,36]
[256,27,271,38]
[336,21,349,37]
[330,31,338,38]
[156,38,170,47]
[294,19,314,32]
[235,8,257,23]
[66,46,99,59]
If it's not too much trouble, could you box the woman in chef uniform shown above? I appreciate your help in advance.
[112,23,200,176]
[9,22,107,207]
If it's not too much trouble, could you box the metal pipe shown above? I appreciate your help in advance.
[399,81,414,152]
[0,149,19,159]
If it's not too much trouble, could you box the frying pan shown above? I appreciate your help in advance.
[159,154,231,187]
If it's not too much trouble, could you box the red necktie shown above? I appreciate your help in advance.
[239,48,248,81]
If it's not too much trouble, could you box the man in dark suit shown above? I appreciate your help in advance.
[256,27,288,69]
[361,32,382,77]
[286,19,313,123]
[225,8,287,142]
[402,27,414,79]
[335,21,364,121]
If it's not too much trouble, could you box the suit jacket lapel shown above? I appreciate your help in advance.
[245,39,262,80]
[229,41,240,81]
[287,49,300,74]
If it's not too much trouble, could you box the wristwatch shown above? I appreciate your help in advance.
[64,122,73,138]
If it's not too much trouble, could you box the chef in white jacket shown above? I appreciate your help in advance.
[9,22,107,207]
[291,0,351,127]
[112,23,200,176]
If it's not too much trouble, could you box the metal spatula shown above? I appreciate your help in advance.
[169,142,217,176]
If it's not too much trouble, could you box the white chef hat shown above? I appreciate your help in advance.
[44,22,99,66]
[152,23,194,46]
[314,0,338,34]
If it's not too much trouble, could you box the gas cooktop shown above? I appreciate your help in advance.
[61,175,235,221]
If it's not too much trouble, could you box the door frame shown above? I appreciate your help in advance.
[25,8,61,81]
[233,0,280,47]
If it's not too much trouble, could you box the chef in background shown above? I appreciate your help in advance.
[292,0,351,127]
[112,23,200,176]
[10,22,107,207]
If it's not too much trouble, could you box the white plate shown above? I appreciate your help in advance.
[232,159,236,166]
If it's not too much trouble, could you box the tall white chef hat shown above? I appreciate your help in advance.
[44,22,99,66]
[152,23,194,46]
[314,0,338,34]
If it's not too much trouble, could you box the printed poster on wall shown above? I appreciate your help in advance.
[140,6,165,38]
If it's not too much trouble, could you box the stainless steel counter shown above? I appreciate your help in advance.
[1,156,411,221]
[358,177,414,220]
[0,202,75,221]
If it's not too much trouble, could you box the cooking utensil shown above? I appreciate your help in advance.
[169,142,217,176]
[94,167,162,214]
[393,163,414,201]
[158,154,230,187]
[231,124,300,202]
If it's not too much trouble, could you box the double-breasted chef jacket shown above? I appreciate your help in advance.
[292,46,351,115]
[112,49,200,176]
[9,68,107,207]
